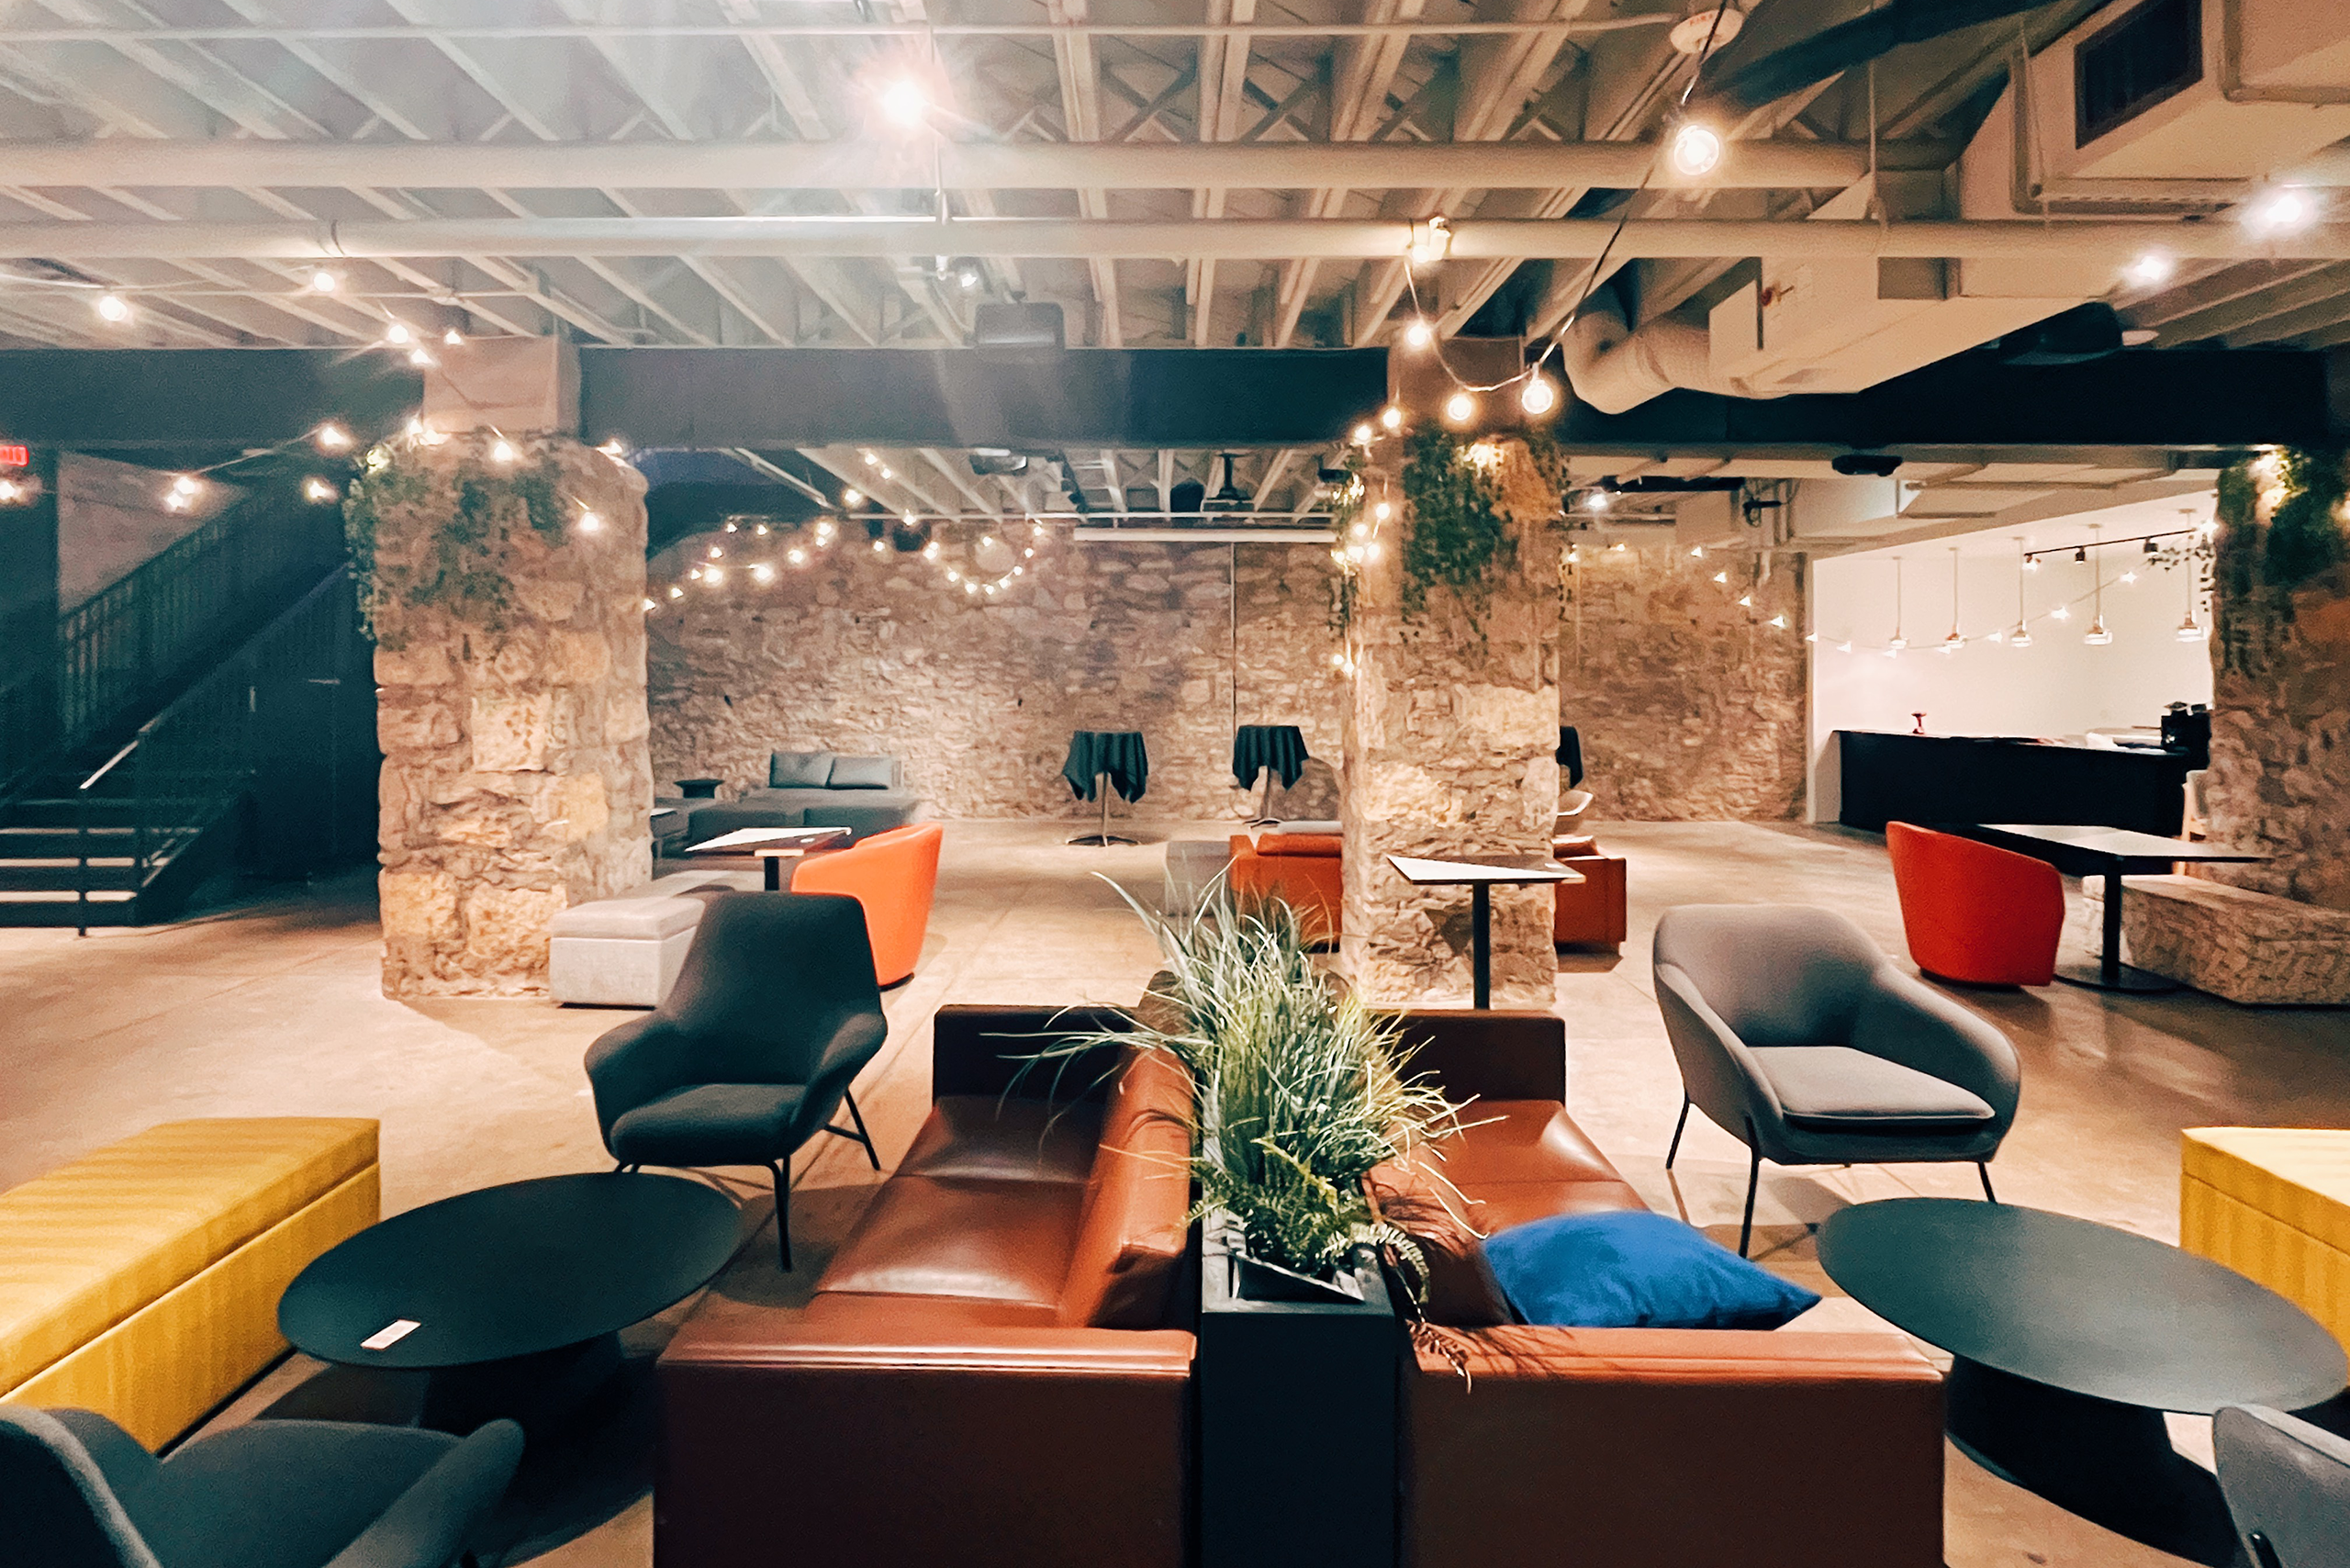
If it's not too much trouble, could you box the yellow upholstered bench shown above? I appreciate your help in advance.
[2182,1127,2350,1354]
[0,1118,379,1449]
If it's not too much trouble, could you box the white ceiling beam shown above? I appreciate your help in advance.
[17,215,2336,263]
[1048,0,1124,347]
[0,18,1678,44]
[1188,0,1258,347]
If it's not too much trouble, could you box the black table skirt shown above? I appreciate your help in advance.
[1232,724,1309,790]
[1063,730,1149,802]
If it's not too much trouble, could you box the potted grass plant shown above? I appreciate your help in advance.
[1060,881,1469,1568]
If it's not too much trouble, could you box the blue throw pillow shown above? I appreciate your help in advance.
[1481,1211,1821,1330]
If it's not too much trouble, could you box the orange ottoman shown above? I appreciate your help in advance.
[1552,835,1627,951]
[1226,832,1343,945]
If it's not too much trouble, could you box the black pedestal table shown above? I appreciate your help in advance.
[1063,730,1148,846]
[1232,724,1310,827]
[1385,853,1580,1009]
[277,1172,744,1433]
[1819,1197,2344,1565]
[1972,823,2265,992]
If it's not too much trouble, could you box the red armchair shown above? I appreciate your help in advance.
[1886,821,2065,986]
[787,822,943,987]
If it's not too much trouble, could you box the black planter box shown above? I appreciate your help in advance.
[1195,1222,1404,1568]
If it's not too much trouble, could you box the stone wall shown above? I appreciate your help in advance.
[1562,543,1807,820]
[647,536,1347,822]
[2202,455,2350,912]
[1341,439,1562,1007]
[372,434,652,996]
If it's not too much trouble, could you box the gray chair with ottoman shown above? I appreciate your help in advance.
[1652,903,2022,1255]
[678,751,921,848]
[0,1404,521,1568]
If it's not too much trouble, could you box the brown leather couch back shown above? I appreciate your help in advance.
[1061,1047,1193,1327]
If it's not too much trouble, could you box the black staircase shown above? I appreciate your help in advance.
[0,492,375,929]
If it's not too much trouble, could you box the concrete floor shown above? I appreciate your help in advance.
[6,818,2346,1566]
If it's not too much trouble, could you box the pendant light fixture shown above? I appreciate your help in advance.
[2008,537,2033,647]
[2177,558,2209,641]
[1942,546,1966,652]
[1887,556,1907,652]
[2083,524,2113,644]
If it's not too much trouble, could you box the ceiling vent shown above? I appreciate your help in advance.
[973,301,1065,354]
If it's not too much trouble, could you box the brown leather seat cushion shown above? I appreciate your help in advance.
[899,1096,1106,1185]
[816,1176,1086,1312]
[1060,1049,1194,1328]
[1423,1102,1630,1186]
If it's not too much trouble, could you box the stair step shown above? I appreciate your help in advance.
[4,800,210,828]
[0,889,135,903]
[0,890,139,926]
[0,866,141,891]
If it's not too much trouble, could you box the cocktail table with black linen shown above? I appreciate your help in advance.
[1820,1196,2348,1566]
[277,1170,741,1432]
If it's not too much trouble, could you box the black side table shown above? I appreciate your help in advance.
[1063,730,1148,846]
[1233,724,1309,827]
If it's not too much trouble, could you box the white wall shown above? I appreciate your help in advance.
[1807,549,2213,821]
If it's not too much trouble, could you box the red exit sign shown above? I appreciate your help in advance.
[0,445,26,468]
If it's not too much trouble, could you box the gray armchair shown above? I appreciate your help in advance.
[1652,904,2021,1255]
[585,891,890,1270]
[0,1405,520,1568]
[2217,1405,2350,1567]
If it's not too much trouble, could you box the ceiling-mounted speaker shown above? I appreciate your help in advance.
[1995,303,2123,366]
[1169,478,1206,517]
[1831,453,1904,477]
[968,448,1031,476]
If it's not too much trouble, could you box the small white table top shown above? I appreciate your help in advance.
[1387,853,1582,886]
[688,826,850,857]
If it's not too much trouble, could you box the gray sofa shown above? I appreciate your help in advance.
[677,751,922,847]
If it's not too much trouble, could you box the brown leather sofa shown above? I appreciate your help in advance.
[1226,831,1343,944]
[1375,1012,1948,1568]
[655,1005,1196,1568]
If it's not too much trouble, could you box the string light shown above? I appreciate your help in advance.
[1406,216,1453,268]
[576,510,602,533]
[1667,121,1724,178]
[490,439,516,465]
[408,347,433,367]
[880,78,930,129]
[94,293,130,324]
[442,327,464,346]
[1442,390,1476,425]
[384,322,413,345]
[0,479,21,503]
[752,562,776,583]
[1403,320,1435,351]
[1518,376,1558,417]
[843,487,863,506]
[314,423,352,451]
[1352,421,1375,444]
[668,585,684,599]
[302,477,338,503]
[1380,405,1404,431]
[308,269,341,294]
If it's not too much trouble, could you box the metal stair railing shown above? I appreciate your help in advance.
[76,567,363,935]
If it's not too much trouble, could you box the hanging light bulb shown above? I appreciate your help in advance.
[1586,490,1611,513]
[442,327,464,346]
[576,510,602,533]
[874,538,888,553]
[1442,390,1476,426]
[2085,616,2113,645]
[2050,604,2071,622]
[880,78,931,129]
[2008,537,2033,645]
[1667,121,1725,179]
[843,487,863,506]
[384,322,413,345]
[2083,523,2110,642]
[1518,375,1559,416]
[1372,500,1393,522]
[1712,570,1729,585]
[752,562,777,584]
[1352,421,1375,444]
[2177,564,2207,640]
[94,293,131,324]
[408,347,433,367]
[314,422,352,451]
[1403,319,1435,351]
[1737,593,1753,608]
[308,268,341,294]
[668,585,685,599]
[1887,555,1907,650]
[490,439,515,464]
[302,477,338,503]
[1380,404,1404,431]
[1406,215,1453,268]
[1768,614,1787,630]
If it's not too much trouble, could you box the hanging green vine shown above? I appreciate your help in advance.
[343,438,566,647]
[1398,425,1511,618]
[2211,446,2350,675]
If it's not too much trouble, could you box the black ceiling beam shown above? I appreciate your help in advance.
[0,343,2333,456]
[576,346,1392,449]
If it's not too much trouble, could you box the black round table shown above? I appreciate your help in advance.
[1819,1198,2346,1564]
[279,1172,743,1432]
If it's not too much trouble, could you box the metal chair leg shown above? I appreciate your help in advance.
[1739,1131,1762,1259]
[612,1160,638,1174]
[770,1160,792,1271]
[1977,1162,1998,1203]
[1665,1096,1692,1169]
[822,1090,881,1170]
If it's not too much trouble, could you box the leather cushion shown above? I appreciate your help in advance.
[1749,1046,1995,1130]
[1420,1102,1629,1186]
[1250,833,1342,857]
[899,1097,1106,1185]
[608,1083,807,1166]
[1061,1050,1194,1328]
[817,1177,1084,1311]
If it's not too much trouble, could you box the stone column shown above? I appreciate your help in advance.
[2204,452,2350,913]
[1340,435,1563,1006]
[368,342,651,996]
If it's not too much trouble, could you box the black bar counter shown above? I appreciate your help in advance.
[1836,731,2193,837]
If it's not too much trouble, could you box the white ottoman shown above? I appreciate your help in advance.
[549,895,706,1006]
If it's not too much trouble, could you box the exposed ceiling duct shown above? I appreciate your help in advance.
[1558,289,1781,414]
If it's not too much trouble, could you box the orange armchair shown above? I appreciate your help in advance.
[1886,821,2064,987]
[1225,832,1343,945]
[788,822,944,987]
